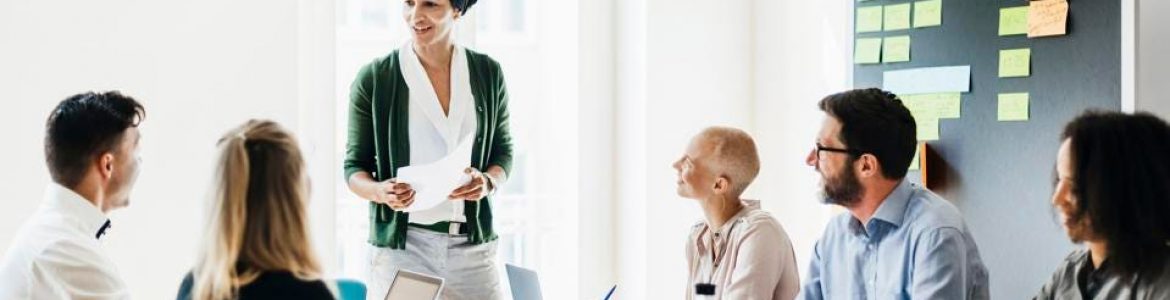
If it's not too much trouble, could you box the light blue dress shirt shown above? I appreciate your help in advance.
[798,180,989,300]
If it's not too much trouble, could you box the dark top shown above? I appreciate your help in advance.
[1034,249,1170,300]
[176,271,334,300]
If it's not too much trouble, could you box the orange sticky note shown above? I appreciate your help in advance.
[1029,0,1069,38]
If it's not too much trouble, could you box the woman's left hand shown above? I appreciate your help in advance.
[449,167,490,201]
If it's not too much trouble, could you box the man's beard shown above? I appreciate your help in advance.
[821,165,864,207]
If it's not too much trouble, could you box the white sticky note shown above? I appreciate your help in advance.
[882,66,971,95]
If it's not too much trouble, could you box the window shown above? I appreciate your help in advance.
[333,0,578,298]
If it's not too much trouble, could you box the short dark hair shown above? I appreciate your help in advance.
[44,91,145,188]
[1061,110,1170,280]
[452,0,478,13]
[818,88,917,179]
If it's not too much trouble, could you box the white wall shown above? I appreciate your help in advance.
[0,1,335,298]
[1137,0,1170,117]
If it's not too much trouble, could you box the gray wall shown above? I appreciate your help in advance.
[1138,0,1170,118]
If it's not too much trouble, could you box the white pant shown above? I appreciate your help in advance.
[367,228,502,300]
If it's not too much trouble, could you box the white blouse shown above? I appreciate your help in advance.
[398,41,478,225]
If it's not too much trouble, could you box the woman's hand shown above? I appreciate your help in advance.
[375,179,415,210]
[449,167,491,201]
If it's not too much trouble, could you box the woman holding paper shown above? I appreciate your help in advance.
[343,0,513,299]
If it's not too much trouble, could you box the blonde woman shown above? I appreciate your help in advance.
[176,120,334,300]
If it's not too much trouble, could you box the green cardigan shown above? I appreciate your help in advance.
[344,48,513,249]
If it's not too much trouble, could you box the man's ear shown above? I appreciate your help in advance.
[857,154,881,179]
[98,153,115,180]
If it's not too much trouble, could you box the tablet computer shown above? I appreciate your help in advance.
[385,269,444,300]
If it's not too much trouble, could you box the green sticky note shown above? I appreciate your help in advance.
[855,38,883,64]
[884,4,912,31]
[914,0,942,28]
[999,6,1029,36]
[857,6,884,33]
[999,48,1031,78]
[909,146,921,171]
[916,116,940,141]
[883,36,911,63]
[998,93,1030,121]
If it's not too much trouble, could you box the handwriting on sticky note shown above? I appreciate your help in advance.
[1029,0,1068,38]
[914,0,942,28]
[883,36,911,63]
[999,48,1031,78]
[998,93,1030,121]
[857,6,884,33]
[999,6,1029,36]
[903,93,961,120]
[855,38,882,64]
[884,4,912,31]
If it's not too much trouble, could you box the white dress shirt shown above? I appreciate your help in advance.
[398,41,478,225]
[0,183,128,300]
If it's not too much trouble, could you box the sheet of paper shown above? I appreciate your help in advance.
[914,0,942,28]
[884,4,912,31]
[999,6,1029,36]
[883,66,970,95]
[998,93,1030,121]
[394,135,474,212]
[855,38,883,64]
[857,6,884,33]
[909,146,921,171]
[902,93,961,119]
[1029,0,1068,38]
[916,116,940,141]
[883,36,911,63]
[999,48,1031,78]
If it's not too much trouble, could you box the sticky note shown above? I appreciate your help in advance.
[884,4,912,31]
[883,36,911,63]
[909,146,921,171]
[916,116,940,141]
[1029,0,1068,38]
[914,0,942,28]
[903,93,961,120]
[999,6,1029,36]
[855,38,883,64]
[998,93,1030,121]
[857,6,884,33]
[999,48,1031,78]
[883,66,971,95]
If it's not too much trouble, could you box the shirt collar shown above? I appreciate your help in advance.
[870,179,914,228]
[44,183,110,240]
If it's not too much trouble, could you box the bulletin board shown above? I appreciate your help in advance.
[851,0,1120,298]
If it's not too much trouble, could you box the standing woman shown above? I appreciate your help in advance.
[344,0,513,299]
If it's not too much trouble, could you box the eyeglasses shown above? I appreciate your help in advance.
[812,143,863,161]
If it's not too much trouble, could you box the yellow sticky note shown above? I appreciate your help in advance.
[885,4,912,31]
[998,93,1030,121]
[1029,0,1068,38]
[914,0,942,28]
[999,6,1029,36]
[916,116,940,141]
[999,48,1031,78]
[909,146,921,171]
[883,36,911,63]
[857,6,884,33]
[855,38,883,64]
[903,93,960,119]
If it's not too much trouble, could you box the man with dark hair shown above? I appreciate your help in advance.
[798,88,988,299]
[1035,110,1170,299]
[0,91,145,299]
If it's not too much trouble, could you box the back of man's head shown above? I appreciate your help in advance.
[45,91,145,189]
[699,126,761,198]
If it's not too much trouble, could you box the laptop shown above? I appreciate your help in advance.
[385,269,444,300]
[506,264,543,300]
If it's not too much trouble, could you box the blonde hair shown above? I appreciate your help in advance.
[699,126,761,197]
[192,120,323,300]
